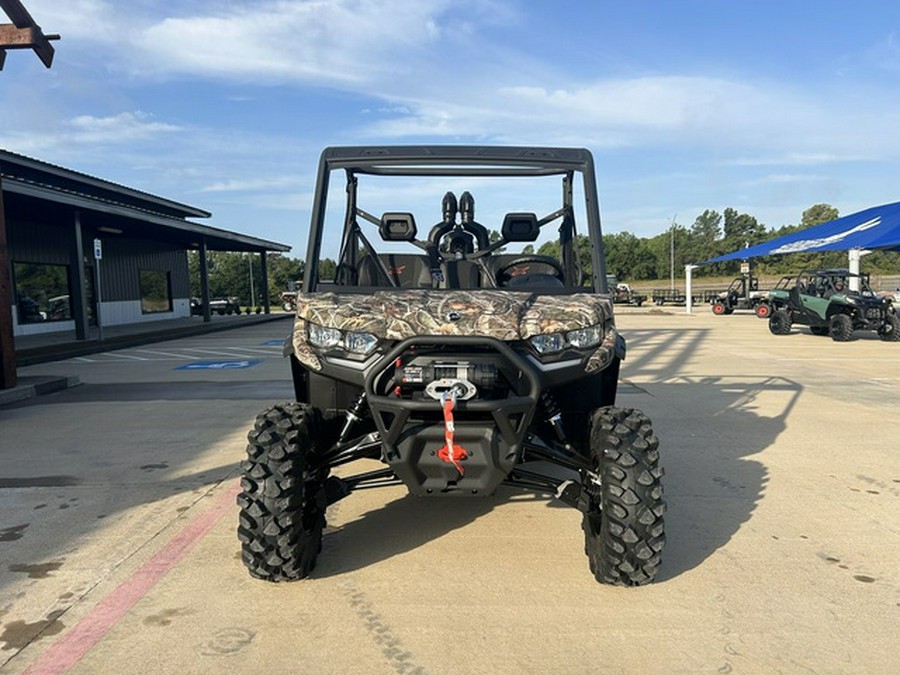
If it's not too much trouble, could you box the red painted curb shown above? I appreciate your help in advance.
[22,482,240,675]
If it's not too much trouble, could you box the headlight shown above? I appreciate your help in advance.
[530,323,605,355]
[566,325,602,349]
[307,322,378,355]
[343,331,379,355]
[308,322,341,348]
[530,333,566,354]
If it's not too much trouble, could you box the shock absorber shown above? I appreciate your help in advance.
[337,392,367,445]
[541,392,574,453]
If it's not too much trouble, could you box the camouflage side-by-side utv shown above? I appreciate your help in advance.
[237,146,666,586]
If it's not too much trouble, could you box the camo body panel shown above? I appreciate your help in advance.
[291,290,615,371]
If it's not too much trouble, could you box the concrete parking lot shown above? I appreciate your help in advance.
[0,310,898,673]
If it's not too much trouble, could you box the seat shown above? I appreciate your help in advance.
[442,260,483,289]
[357,254,434,288]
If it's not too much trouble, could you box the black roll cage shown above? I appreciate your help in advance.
[303,146,608,293]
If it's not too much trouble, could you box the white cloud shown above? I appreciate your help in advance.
[201,175,307,193]
[125,0,508,85]
[66,111,181,143]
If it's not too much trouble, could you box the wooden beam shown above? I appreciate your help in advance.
[0,0,57,68]
[0,23,54,67]
[0,22,38,45]
[0,0,41,28]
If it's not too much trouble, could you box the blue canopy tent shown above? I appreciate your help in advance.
[703,201,900,264]
[685,201,900,312]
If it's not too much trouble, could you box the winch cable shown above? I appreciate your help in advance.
[438,388,468,475]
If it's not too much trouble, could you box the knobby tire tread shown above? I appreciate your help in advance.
[237,402,326,582]
[583,406,666,586]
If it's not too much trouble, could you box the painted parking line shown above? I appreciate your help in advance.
[98,352,149,361]
[22,482,240,675]
[223,347,282,355]
[131,349,194,359]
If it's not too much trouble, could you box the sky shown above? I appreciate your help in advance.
[3,0,900,257]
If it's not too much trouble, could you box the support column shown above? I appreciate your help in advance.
[847,248,871,292]
[685,264,698,314]
[260,251,270,313]
[0,174,16,389]
[70,211,89,340]
[199,238,211,323]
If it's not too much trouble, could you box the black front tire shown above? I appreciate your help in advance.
[829,313,854,341]
[583,407,666,586]
[769,309,792,335]
[237,403,327,582]
[880,313,900,341]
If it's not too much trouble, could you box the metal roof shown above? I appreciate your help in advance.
[0,149,290,253]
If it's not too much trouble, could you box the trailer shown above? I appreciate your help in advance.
[606,275,646,306]
[651,288,716,306]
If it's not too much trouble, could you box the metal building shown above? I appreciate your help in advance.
[0,150,290,384]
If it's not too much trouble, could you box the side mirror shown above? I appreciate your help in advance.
[501,212,540,242]
[379,212,417,241]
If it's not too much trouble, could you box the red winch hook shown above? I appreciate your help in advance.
[437,388,468,475]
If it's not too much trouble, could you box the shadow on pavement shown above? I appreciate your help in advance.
[620,328,803,583]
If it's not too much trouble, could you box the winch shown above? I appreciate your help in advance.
[394,360,501,400]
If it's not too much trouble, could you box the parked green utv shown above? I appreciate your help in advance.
[767,269,899,341]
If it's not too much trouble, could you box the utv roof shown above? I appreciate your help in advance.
[317,145,596,177]
[808,268,855,275]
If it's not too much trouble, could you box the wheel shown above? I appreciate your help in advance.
[768,309,792,335]
[237,403,327,581]
[582,407,665,586]
[879,313,900,341]
[711,302,726,315]
[809,325,830,336]
[829,313,853,341]
[755,303,771,319]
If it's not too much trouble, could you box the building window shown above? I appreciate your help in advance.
[14,262,73,324]
[139,269,172,314]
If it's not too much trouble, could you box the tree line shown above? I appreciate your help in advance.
[189,202,900,303]
[603,203,899,281]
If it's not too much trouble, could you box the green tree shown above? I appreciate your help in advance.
[318,258,337,280]
[686,209,724,274]
[646,224,691,281]
[604,231,656,280]
[266,253,304,303]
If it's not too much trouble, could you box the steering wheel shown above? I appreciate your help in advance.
[495,256,566,285]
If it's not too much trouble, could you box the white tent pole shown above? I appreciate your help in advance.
[685,264,698,314]
[848,248,873,291]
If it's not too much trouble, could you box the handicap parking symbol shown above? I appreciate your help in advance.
[176,359,261,371]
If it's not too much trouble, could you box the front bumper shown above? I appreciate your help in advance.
[364,336,540,496]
